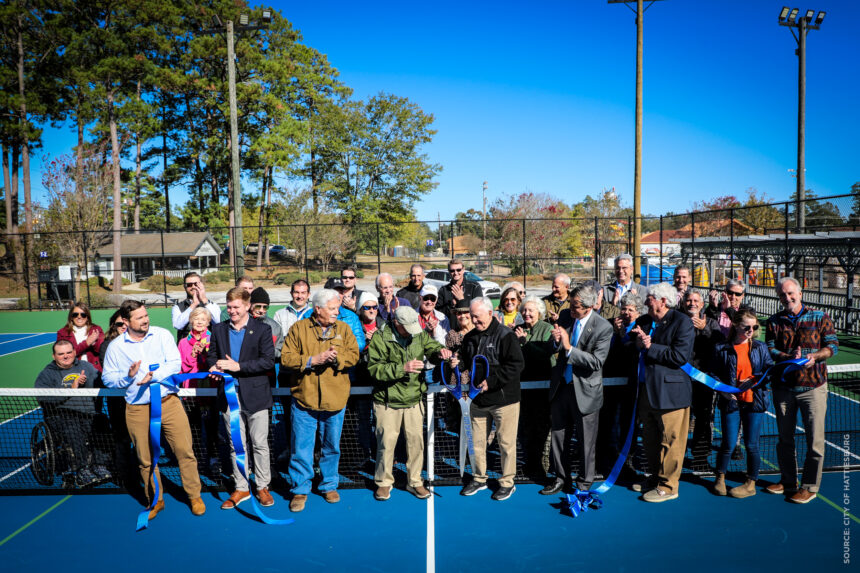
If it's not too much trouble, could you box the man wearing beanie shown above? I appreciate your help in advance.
[250,287,283,359]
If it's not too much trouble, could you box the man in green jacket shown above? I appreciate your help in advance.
[368,306,452,501]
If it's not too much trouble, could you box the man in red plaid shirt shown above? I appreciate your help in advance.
[765,277,838,504]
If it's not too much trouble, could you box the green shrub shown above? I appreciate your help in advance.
[274,271,323,285]
[203,270,233,284]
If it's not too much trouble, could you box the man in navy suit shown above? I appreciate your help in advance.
[208,287,276,509]
[542,284,613,495]
[628,282,694,503]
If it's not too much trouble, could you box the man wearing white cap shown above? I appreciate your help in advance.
[417,284,450,345]
[367,306,452,500]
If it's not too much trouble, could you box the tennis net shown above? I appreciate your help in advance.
[1,365,857,493]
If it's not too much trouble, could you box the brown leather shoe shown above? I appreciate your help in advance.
[323,490,340,504]
[375,486,391,501]
[190,497,206,516]
[257,487,274,507]
[289,494,307,512]
[765,482,798,495]
[220,490,251,510]
[407,485,431,499]
[790,488,817,504]
[148,500,165,520]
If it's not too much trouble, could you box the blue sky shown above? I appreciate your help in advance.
[29,0,860,223]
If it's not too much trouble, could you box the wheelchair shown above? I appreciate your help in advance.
[29,413,113,488]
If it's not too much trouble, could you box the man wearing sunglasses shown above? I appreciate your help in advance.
[706,279,753,337]
[338,266,364,313]
[173,272,220,342]
[417,284,449,345]
[436,258,483,325]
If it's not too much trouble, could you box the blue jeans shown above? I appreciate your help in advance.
[287,398,345,495]
[717,406,764,479]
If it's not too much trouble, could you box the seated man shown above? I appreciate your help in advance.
[35,340,112,487]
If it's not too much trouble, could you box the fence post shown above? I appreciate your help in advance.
[521,219,527,291]
[376,223,382,275]
[659,215,664,278]
[593,217,599,282]
[82,231,91,308]
[303,224,309,284]
[24,233,32,311]
[729,207,735,280]
[160,229,168,306]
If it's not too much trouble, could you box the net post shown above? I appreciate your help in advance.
[426,390,435,485]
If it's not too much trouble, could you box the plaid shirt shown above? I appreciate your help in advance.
[766,305,838,390]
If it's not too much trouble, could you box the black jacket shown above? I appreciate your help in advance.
[460,318,524,408]
[713,339,774,413]
[207,316,275,414]
[436,280,483,324]
[397,284,423,310]
[627,309,694,410]
[690,314,725,373]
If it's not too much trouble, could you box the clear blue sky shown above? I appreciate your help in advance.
[30,0,860,223]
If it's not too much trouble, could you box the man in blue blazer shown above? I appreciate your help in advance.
[207,287,276,509]
[628,282,694,503]
[542,284,613,495]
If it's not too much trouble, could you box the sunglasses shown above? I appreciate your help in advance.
[740,324,760,331]
[252,304,269,310]
[449,268,464,273]
[341,275,355,280]
[361,305,378,311]
[423,295,437,302]
[503,297,518,303]
[114,322,126,328]
[185,282,201,288]
[71,312,88,318]
[726,290,744,297]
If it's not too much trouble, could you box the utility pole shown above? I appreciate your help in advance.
[779,7,825,232]
[226,19,243,275]
[482,181,488,254]
[609,0,662,281]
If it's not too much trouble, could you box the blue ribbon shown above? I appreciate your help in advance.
[681,358,810,394]
[135,371,292,531]
[438,355,489,476]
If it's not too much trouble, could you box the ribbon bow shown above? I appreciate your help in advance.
[566,488,604,517]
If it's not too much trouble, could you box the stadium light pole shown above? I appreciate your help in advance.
[482,181,488,254]
[609,0,663,282]
[779,6,825,232]
[209,11,272,276]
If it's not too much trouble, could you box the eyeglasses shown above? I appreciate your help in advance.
[449,268,464,273]
[341,275,355,280]
[185,282,200,288]
[71,312,87,318]
[503,297,518,303]
[252,304,269,311]
[114,322,126,328]
[361,305,378,311]
[423,295,437,302]
[740,324,760,331]
[517,291,525,297]
[726,290,744,297]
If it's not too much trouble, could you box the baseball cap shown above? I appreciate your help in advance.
[419,284,439,298]
[393,306,422,336]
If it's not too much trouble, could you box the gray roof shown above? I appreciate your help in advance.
[95,232,223,258]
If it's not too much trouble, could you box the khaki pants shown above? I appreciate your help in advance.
[773,383,828,492]
[374,401,425,488]
[638,392,689,494]
[470,402,520,488]
[126,395,201,502]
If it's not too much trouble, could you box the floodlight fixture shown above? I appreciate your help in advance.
[239,13,249,26]
[262,10,272,22]
[814,11,825,25]
[788,8,799,23]
[212,14,223,28]
[805,9,814,21]
[779,6,790,21]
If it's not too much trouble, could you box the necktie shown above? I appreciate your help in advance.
[565,320,582,384]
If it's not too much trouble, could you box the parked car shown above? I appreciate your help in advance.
[245,243,259,254]
[423,270,501,298]
[269,244,286,255]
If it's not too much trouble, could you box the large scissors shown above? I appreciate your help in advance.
[440,355,489,477]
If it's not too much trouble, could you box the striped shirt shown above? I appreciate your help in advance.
[765,305,838,390]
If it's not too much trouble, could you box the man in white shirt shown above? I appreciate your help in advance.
[602,253,647,308]
[273,279,313,336]
[172,272,220,341]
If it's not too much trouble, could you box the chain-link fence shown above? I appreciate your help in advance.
[1,193,858,330]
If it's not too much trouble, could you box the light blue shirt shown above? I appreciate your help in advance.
[102,326,182,405]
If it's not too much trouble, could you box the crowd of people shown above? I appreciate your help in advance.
[34,254,838,519]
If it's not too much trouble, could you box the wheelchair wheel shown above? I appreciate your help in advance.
[30,422,56,486]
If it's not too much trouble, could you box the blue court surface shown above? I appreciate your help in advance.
[0,333,54,357]
[1,472,856,572]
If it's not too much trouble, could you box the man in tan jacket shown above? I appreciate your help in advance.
[281,289,359,512]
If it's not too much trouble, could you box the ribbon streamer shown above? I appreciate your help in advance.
[136,371,292,531]
[681,358,810,394]
[439,355,488,477]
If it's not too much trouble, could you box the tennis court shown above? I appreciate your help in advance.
[0,311,857,571]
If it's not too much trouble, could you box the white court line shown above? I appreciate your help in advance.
[0,462,32,484]
[0,408,38,426]
[0,334,42,346]
[427,486,435,573]
[830,390,860,406]
[764,410,860,462]
[426,392,436,573]
[0,340,54,358]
